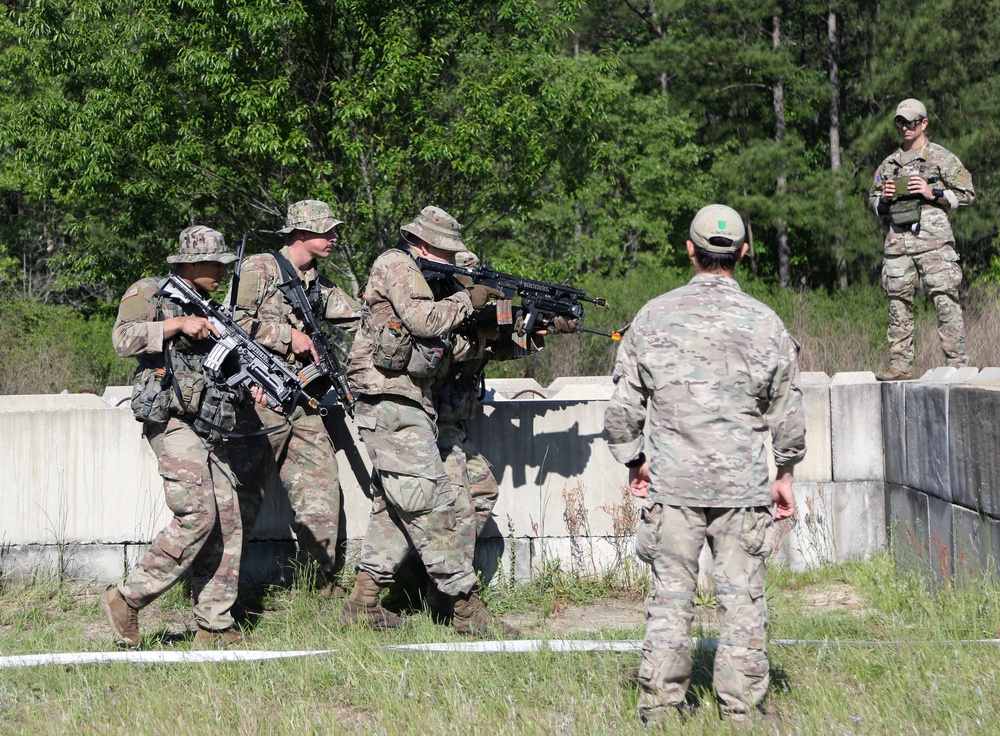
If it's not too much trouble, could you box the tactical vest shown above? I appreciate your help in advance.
[129,278,240,442]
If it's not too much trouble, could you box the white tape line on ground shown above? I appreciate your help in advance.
[0,649,337,669]
[5,637,1000,669]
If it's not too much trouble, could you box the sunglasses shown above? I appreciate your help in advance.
[895,117,923,130]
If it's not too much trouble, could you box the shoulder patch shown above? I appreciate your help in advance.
[120,285,139,301]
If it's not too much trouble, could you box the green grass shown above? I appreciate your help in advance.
[3,553,1000,734]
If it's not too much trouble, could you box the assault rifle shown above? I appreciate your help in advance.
[272,252,356,416]
[161,274,328,414]
[416,259,621,339]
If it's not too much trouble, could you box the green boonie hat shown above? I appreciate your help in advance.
[689,204,746,254]
[400,206,466,253]
[167,226,237,264]
[894,98,927,122]
[277,199,345,235]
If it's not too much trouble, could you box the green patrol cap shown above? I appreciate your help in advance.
[689,204,746,254]
[167,226,236,264]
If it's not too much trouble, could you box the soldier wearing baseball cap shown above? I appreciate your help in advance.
[604,202,804,726]
[869,98,976,381]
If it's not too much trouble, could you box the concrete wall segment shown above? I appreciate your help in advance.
[902,382,951,501]
[948,384,1000,517]
[830,372,883,482]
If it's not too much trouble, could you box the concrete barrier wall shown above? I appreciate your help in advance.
[4,369,996,586]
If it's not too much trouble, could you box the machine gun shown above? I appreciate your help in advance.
[416,259,621,339]
[160,274,328,414]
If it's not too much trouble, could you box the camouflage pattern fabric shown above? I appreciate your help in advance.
[353,397,477,597]
[882,247,966,370]
[604,274,805,508]
[635,504,773,719]
[868,142,976,256]
[869,142,974,370]
[227,245,358,577]
[255,401,342,574]
[117,418,253,631]
[227,244,358,365]
[603,271,805,719]
[113,278,260,631]
[347,245,473,416]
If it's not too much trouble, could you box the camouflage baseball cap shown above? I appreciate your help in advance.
[689,204,746,254]
[894,98,927,122]
[167,226,237,264]
[400,206,466,252]
[276,199,345,234]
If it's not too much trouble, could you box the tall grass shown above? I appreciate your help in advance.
[3,553,1000,734]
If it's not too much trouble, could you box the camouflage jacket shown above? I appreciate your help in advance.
[868,141,975,255]
[347,246,473,414]
[228,245,359,370]
[603,273,806,508]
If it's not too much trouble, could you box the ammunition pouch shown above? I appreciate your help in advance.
[889,197,922,227]
[406,336,448,378]
[130,369,173,424]
[191,381,239,444]
[372,320,413,372]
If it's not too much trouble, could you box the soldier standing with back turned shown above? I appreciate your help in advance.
[869,98,975,381]
[604,205,805,725]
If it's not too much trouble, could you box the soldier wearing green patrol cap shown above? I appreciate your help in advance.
[869,98,976,381]
[227,199,360,599]
[605,203,804,726]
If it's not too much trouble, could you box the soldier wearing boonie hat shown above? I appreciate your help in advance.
[226,199,360,599]
[341,204,510,635]
[275,199,345,235]
[102,224,262,649]
[869,98,976,381]
[604,203,804,726]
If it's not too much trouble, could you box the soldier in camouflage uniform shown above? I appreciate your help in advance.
[228,200,359,596]
[604,205,805,725]
[869,98,976,381]
[101,226,263,649]
[342,205,514,635]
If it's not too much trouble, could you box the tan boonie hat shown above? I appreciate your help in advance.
[167,226,237,264]
[894,98,927,122]
[276,199,345,234]
[400,206,466,252]
[689,204,746,254]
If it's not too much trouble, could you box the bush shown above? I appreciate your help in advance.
[0,300,132,395]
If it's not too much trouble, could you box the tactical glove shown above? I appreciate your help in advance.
[551,316,579,334]
[467,284,504,309]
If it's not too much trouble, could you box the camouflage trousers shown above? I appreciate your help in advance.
[881,246,967,370]
[634,503,774,720]
[256,401,343,577]
[119,417,257,631]
[353,397,477,597]
[438,422,500,569]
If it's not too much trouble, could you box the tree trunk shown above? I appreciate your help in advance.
[773,13,790,290]
[829,5,848,290]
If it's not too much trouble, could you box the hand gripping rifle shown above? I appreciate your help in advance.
[272,252,357,416]
[160,274,328,414]
[416,259,621,339]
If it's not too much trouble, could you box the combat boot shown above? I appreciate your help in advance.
[314,568,348,600]
[192,625,250,649]
[339,571,408,630]
[875,365,913,381]
[451,591,521,638]
[100,586,140,648]
[425,582,453,625]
